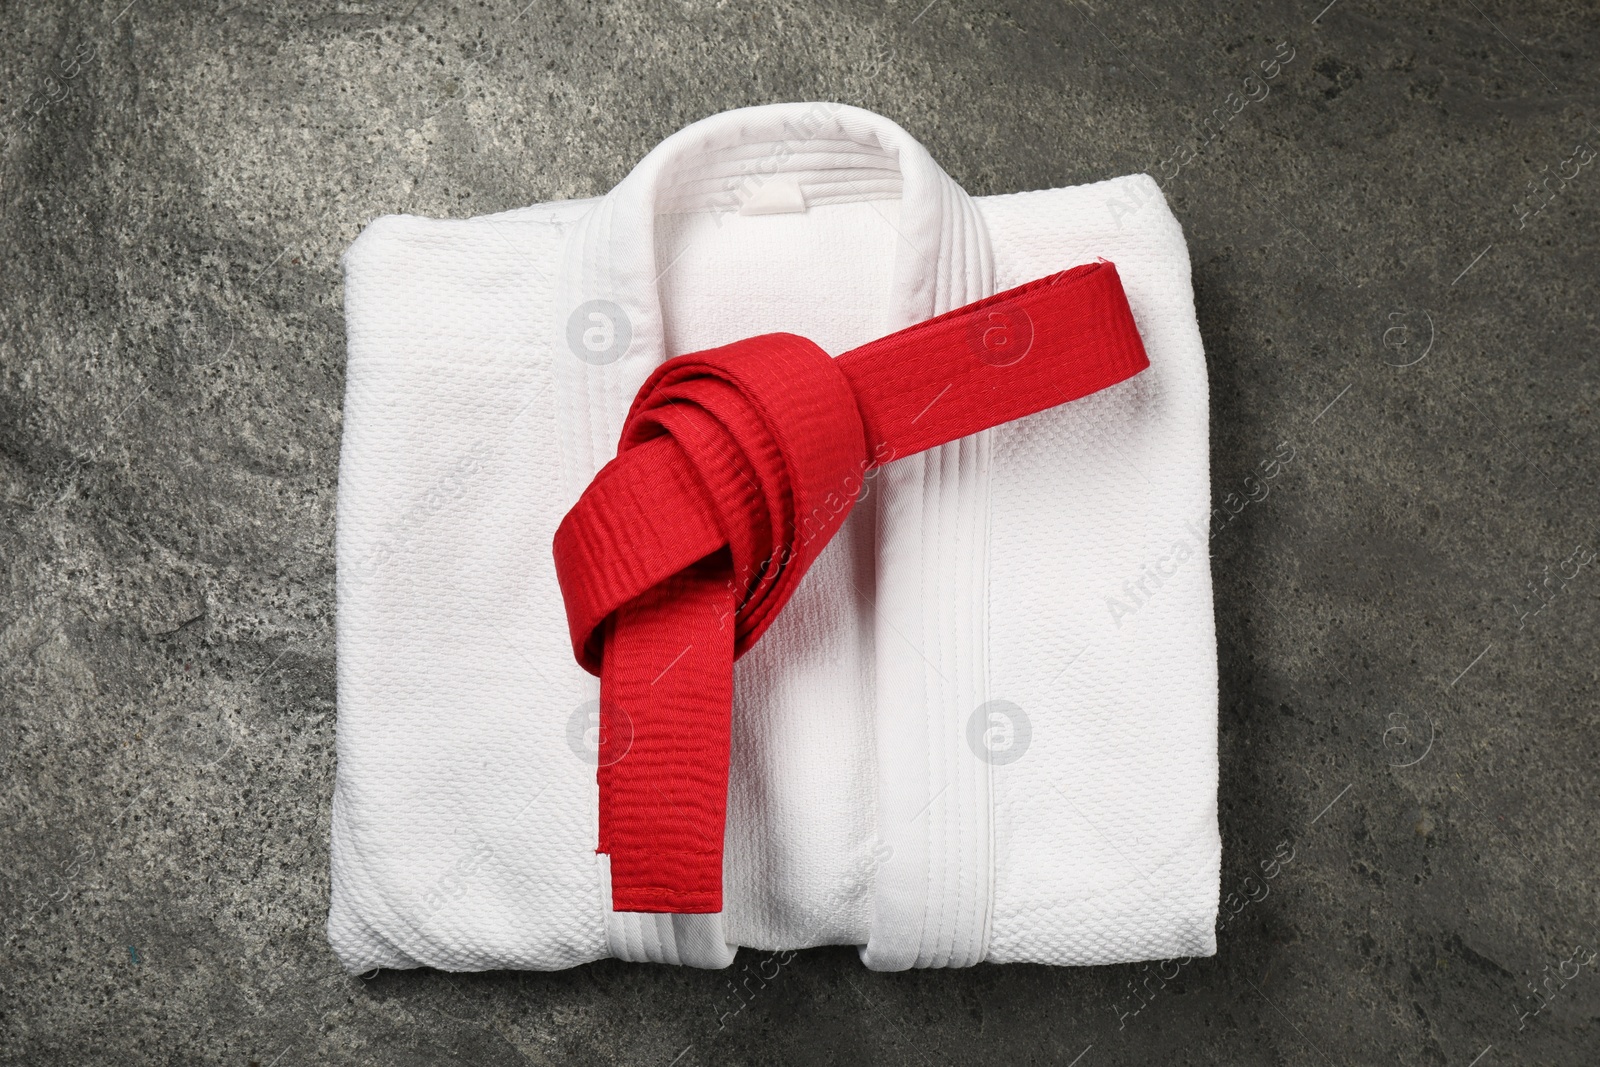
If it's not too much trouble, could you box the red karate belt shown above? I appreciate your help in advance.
[554,261,1150,913]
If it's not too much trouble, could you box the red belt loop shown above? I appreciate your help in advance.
[553,261,1150,913]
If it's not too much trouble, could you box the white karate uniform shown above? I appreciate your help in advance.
[330,102,1218,972]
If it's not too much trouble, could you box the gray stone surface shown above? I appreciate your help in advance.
[2,0,1597,1063]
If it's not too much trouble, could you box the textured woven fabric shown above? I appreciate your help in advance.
[555,266,1150,914]
[331,103,1218,973]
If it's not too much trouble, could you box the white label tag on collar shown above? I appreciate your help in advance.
[738,179,807,216]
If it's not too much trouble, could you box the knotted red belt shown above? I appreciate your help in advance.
[554,261,1150,913]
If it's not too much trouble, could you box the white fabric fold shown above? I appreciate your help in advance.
[330,103,1219,973]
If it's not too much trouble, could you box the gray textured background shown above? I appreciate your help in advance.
[2,0,1597,1063]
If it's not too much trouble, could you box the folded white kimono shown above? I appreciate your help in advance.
[330,102,1219,972]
